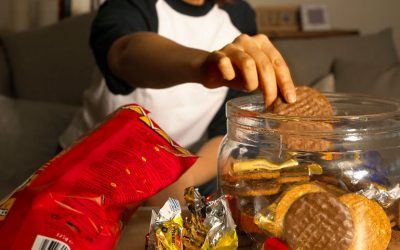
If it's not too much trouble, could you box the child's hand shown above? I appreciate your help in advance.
[202,34,296,106]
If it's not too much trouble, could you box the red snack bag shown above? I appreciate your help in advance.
[0,104,197,250]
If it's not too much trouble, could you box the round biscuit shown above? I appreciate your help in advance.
[255,182,327,237]
[339,193,391,250]
[284,192,353,250]
[272,86,333,116]
[272,86,334,152]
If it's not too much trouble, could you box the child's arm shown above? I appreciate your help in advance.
[108,32,296,106]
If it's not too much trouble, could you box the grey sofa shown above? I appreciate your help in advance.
[0,13,100,196]
[0,13,399,198]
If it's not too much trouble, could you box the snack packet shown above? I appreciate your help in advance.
[182,187,209,249]
[149,187,238,250]
[0,104,197,250]
[148,198,183,250]
[201,195,238,249]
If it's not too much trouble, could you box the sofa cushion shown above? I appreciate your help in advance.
[1,13,98,106]
[274,29,399,86]
[334,59,400,99]
[0,43,11,96]
[310,73,335,93]
[0,95,77,197]
[371,64,400,99]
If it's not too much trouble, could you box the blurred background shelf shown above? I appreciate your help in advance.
[263,29,359,40]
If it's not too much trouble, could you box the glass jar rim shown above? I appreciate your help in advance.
[227,92,400,122]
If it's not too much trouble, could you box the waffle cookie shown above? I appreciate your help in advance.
[254,182,327,237]
[271,86,334,152]
[339,193,391,250]
[283,192,354,250]
[272,86,333,116]
[222,164,320,198]
[223,160,322,193]
[278,121,333,152]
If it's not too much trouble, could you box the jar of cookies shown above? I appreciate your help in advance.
[218,87,400,250]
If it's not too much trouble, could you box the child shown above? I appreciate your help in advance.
[59,0,296,205]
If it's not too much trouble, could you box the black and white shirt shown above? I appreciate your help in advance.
[60,0,256,149]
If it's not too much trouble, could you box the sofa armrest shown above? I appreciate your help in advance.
[0,39,12,96]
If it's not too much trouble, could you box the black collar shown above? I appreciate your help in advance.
[164,0,216,17]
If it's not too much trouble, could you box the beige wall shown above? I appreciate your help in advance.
[0,0,58,31]
[249,0,400,54]
[35,0,59,28]
[72,0,91,15]
[0,0,104,31]
[0,0,91,31]
[1,0,32,31]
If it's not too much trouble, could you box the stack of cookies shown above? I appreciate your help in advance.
[255,182,392,250]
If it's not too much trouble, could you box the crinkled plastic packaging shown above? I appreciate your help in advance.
[0,104,197,250]
[201,196,238,249]
[182,187,209,249]
[148,198,183,250]
[148,187,238,250]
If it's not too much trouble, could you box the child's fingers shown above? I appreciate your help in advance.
[214,51,235,81]
[218,43,258,92]
[254,34,296,103]
[233,34,278,106]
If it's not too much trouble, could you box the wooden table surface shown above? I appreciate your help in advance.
[114,207,257,250]
[115,207,154,250]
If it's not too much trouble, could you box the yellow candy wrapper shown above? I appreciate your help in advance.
[183,187,209,249]
[183,187,238,250]
[200,196,238,250]
[148,198,183,250]
[147,188,238,250]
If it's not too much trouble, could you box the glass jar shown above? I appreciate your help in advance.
[217,93,400,250]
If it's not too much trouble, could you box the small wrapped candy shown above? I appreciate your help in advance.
[148,198,183,250]
[148,188,238,250]
[183,187,238,250]
[183,187,208,249]
[201,195,238,249]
